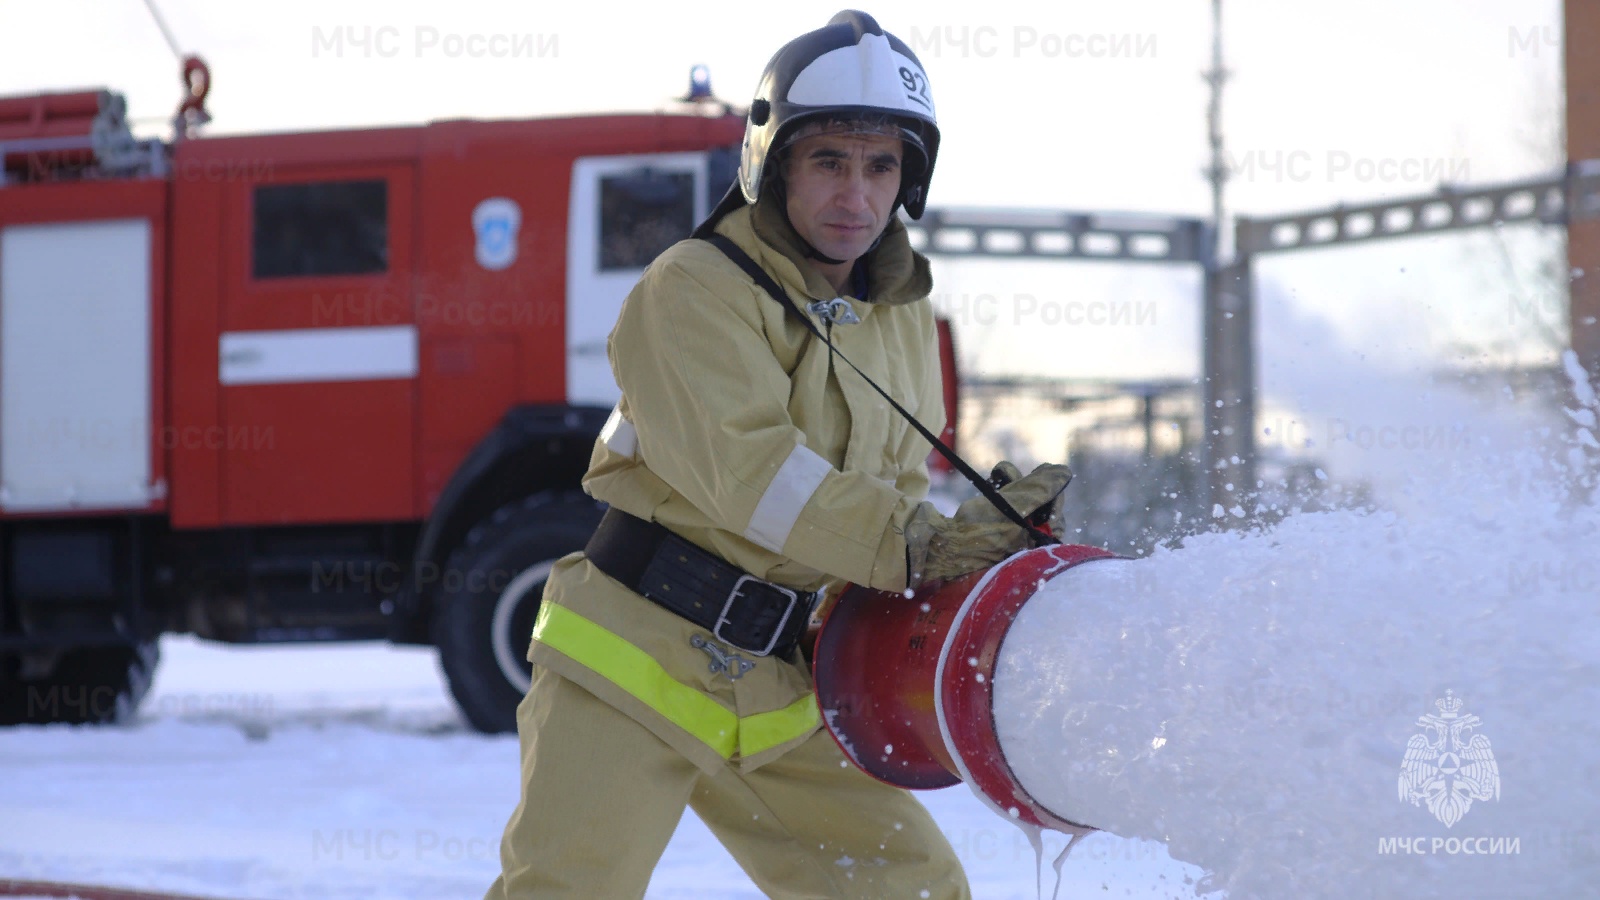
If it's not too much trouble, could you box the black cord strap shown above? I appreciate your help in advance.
[703,234,1054,546]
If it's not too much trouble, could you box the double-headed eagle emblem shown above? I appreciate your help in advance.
[1398,690,1500,828]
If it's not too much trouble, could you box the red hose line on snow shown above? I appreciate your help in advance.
[0,880,240,900]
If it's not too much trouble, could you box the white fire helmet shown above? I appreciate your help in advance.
[696,10,940,237]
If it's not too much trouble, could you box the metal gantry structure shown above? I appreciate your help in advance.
[1234,166,1600,256]
[1219,164,1600,507]
[902,205,1219,511]
[908,162,1600,517]
[904,207,1208,265]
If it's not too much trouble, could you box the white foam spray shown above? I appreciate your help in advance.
[988,358,1600,897]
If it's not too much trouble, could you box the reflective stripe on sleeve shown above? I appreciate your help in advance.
[743,444,832,554]
[530,602,818,761]
[600,404,638,458]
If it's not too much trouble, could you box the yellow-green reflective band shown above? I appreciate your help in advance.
[740,693,821,758]
[532,603,737,758]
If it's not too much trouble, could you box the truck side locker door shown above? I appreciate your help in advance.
[219,166,417,524]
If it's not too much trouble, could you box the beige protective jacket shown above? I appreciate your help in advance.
[526,194,944,775]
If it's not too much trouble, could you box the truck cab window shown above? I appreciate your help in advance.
[252,179,388,279]
[598,169,694,271]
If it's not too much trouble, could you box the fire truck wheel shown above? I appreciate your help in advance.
[433,492,605,734]
[0,640,159,726]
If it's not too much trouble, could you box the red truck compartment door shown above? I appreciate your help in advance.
[218,164,416,524]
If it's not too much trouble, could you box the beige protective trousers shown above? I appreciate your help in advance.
[485,664,971,899]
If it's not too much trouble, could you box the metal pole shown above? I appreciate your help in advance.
[1208,247,1256,513]
[1204,0,1228,259]
[1201,0,1256,517]
[1141,390,1155,462]
[139,0,186,61]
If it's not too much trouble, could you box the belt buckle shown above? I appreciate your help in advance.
[715,574,799,657]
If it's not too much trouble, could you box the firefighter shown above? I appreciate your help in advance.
[485,11,1072,899]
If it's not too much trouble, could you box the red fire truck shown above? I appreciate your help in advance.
[0,64,957,732]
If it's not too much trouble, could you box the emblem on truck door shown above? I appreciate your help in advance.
[472,197,522,270]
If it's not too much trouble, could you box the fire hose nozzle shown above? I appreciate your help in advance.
[812,542,1122,834]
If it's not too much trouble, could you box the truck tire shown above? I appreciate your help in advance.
[433,492,605,733]
[0,641,160,726]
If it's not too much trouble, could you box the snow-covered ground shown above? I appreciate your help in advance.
[0,636,1206,899]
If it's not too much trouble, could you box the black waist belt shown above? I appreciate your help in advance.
[583,508,819,658]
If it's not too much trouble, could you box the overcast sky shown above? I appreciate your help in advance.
[2,0,1568,387]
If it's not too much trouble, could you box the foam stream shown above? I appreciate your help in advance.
[989,365,1600,897]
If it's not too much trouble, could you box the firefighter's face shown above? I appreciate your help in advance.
[780,133,903,279]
